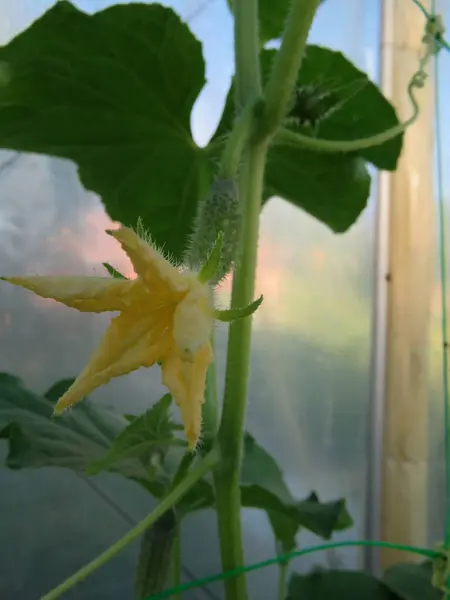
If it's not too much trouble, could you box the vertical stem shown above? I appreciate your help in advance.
[201,331,219,453]
[233,0,262,109]
[219,101,257,178]
[214,140,268,600]
[213,8,263,592]
[213,2,320,599]
[170,525,181,600]
[260,0,321,138]
[277,562,288,600]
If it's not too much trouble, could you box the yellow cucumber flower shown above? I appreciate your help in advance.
[2,226,262,448]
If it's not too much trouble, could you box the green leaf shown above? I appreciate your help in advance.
[211,45,402,232]
[0,373,142,478]
[286,569,399,600]
[270,491,353,554]
[87,394,186,476]
[281,45,402,170]
[0,1,211,260]
[103,262,127,280]
[198,231,223,284]
[383,562,444,600]
[214,294,264,322]
[226,0,326,44]
[215,47,401,171]
[264,147,371,234]
[240,433,352,551]
[240,432,293,502]
[157,432,353,526]
[124,413,138,423]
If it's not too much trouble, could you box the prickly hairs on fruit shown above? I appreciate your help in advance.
[185,178,241,284]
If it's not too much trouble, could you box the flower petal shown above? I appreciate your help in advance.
[161,344,213,448]
[107,227,189,298]
[172,287,214,354]
[1,276,143,313]
[54,310,171,414]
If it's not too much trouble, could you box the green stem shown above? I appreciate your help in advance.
[273,78,421,153]
[214,140,268,600]
[170,525,181,600]
[269,26,433,153]
[171,451,196,489]
[41,449,219,600]
[213,7,263,596]
[212,2,323,600]
[261,0,321,138]
[275,121,408,153]
[219,101,258,178]
[277,562,288,600]
[201,331,219,453]
[233,0,262,109]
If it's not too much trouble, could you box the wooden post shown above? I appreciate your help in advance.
[379,0,435,569]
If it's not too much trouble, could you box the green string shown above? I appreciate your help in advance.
[146,541,438,599]
[144,3,450,599]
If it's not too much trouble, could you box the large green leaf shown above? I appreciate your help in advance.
[215,47,401,171]
[0,374,214,511]
[286,569,399,600]
[269,491,353,554]
[281,45,402,170]
[211,45,403,232]
[264,148,370,233]
[165,431,352,538]
[240,433,352,551]
[240,431,293,502]
[226,0,327,43]
[0,1,211,260]
[87,394,186,476]
[0,373,142,478]
[383,562,444,600]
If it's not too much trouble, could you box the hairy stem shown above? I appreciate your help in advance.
[214,140,268,600]
[41,449,219,600]
[212,2,323,599]
[261,0,321,138]
[212,2,263,599]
